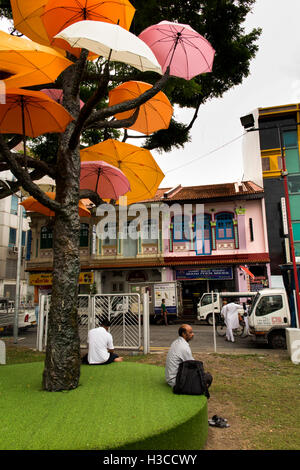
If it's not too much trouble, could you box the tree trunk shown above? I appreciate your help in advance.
[42,61,82,391]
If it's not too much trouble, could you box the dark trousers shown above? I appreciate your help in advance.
[81,352,119,365]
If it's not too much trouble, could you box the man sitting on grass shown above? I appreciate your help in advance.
[82,318,123,365]
[165,324,212,389]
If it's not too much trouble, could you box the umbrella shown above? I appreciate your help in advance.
[138,21,215,80]
[0,88,74,137]
[108,80,173,135]
[0,30,73,89]
[55,20,162,74]
[21,192,91,217]
[80,139,165,204]
[42,0,135,53]
[11,0,52,47]
[80,160,130,199]
[40,88,85,109]
[0,88,74,165]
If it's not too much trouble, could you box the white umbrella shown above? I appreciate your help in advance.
[55,20,162,74]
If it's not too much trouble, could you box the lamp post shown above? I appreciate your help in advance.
[240,114,300,327]
[13,193,23,344]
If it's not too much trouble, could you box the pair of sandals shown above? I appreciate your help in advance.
[208,415,230,428]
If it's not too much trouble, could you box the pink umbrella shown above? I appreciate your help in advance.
[139,21,215,80]
[80,160,130,200]
[41,88,85,108]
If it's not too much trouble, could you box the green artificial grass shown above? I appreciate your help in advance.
[0,361,208,450]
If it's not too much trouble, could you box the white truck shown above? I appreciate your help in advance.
[198,288,297,349]
[197,291,256,325]
[0,298,36,334]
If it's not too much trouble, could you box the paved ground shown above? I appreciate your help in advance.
[4,321,283,356]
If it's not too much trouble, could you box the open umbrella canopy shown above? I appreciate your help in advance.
[42,0,135,53]
[40,88,85,109]
[80,160,130,200]
[55,20,162,74]
[139,21,215,80]
[21,192,91,217]
[108,80,173,135]
[80,139,165,205]
[0,88,74,137]
[0,30,72,89]
[11,0,52,47]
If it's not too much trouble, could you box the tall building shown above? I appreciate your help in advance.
[241,102,300,284]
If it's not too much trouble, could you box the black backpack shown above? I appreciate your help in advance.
[173,360,210,398]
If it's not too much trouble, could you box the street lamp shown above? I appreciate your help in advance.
[240,114,300,327]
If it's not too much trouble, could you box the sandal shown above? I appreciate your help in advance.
[208,416,230,428]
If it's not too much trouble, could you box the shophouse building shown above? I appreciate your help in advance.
[25,180,270,320]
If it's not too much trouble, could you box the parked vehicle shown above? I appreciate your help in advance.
[197,292,256,325]
[0,298,36,334]
[197,288,297,349]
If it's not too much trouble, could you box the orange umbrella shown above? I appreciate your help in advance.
[108,80,173,135]
[10,0,97,59]
[0,30,73,89]
[0,88,74,137]
[21,192,91,217]
[0,88,74,166]
[41,0,135,56]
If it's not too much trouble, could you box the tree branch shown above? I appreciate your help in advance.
[85,107,140,131]
[0,135,61,212]
[79,189,104,207]
[85,68,170,128]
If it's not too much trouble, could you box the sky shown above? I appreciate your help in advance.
[1,0,300,189]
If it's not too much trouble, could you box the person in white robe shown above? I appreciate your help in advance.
[222,300,241,342]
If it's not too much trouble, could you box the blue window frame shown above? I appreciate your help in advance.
[194,213,212,255]
[216,213,234,240]
[172,215,191,242]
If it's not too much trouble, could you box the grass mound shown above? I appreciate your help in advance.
[0,361,207,450]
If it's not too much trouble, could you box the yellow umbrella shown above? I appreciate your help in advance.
[0,30,73,88]
[80,139,164,205]
[11,0,50,47]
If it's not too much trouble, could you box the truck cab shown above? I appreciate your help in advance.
[248,288,291,348]
[197,292,255,325]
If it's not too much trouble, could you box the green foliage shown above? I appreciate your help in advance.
[144,120,190,152]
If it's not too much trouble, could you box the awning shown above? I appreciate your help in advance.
[239,265,255,279]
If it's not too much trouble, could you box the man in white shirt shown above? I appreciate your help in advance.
[165,324,212,389]
[83,319,123,365]
[222,299,241,343]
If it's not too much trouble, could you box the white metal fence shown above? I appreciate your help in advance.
[37,293,149,353]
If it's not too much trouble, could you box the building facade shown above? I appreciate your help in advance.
[25,181,270,319]
[242,103,300,282]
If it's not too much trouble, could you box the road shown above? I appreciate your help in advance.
[3,321,286,356]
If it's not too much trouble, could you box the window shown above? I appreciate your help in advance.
[40,226,53,249]
[80,223,89,247]
[216,213,234,239]
[142,218,158,244]
[201,293,217,306]
[173,215,191,242]
[194,213,212,255]
[102,221,117,246]
[10,195,18,215]
[255,295,283,317]
[259,115,296,150]
[8,227,17,246]
[288,174,300,194]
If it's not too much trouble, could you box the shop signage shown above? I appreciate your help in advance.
[175,267,233,280]
[29,272,94,286]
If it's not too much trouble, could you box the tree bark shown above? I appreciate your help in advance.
[42,59,82,391]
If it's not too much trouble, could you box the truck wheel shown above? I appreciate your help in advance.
[206,313,219,326]
[268,332,287,349]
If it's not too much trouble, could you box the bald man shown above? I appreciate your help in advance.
[165,324,195,387]
[165,324,212,391]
